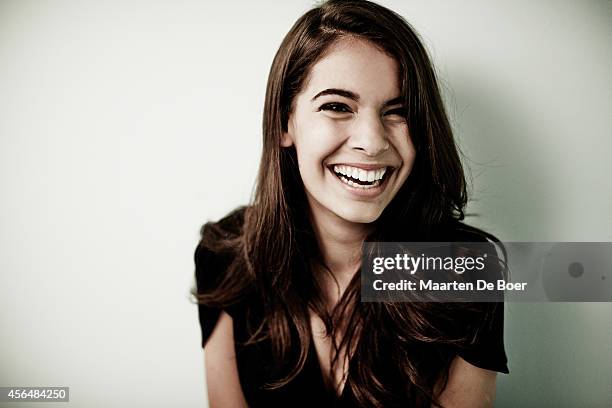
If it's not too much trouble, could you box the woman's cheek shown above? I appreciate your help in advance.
[311,122,348,159]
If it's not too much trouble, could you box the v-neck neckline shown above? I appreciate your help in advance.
[307,336,351,401]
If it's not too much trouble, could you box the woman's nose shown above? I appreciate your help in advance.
[347,111,390,156]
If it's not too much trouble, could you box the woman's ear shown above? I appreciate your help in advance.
[280,131,294,147]
[281,114,295,147]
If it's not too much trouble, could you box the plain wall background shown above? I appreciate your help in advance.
[1,0,611,406]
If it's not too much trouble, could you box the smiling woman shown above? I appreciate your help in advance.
[193,1,507,407]
[281,38,416,224]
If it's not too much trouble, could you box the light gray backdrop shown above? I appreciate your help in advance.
[1,0,610,407]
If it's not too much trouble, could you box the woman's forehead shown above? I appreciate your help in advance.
[300,37,401,104]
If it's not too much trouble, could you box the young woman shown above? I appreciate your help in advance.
[194,1,508,407]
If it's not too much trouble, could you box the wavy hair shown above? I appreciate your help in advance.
[197,1,502,406]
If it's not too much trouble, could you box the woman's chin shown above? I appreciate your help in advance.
[333,206,383,225]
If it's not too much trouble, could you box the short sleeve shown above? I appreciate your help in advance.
[458,302,509,374]
[194,242,236,349]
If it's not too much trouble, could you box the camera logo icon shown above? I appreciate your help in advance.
[542,243,611,301]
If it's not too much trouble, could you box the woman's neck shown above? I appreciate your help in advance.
[308,202,372,289]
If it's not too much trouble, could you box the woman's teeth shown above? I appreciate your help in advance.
[332,165,387,189]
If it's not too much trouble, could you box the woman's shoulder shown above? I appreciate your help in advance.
[433,224,509,373]
[194,206,249,292]
[198,206,247,246]
[194,207,254,349]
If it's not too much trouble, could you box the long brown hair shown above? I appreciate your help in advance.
[197,0,501,406]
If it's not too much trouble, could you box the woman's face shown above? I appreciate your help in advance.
[282,37,416,226]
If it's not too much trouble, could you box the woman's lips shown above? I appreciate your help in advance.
[328,164,394,197]
[332,164,388,185]
[332,162,391,171]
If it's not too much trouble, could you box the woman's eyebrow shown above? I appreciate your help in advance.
[382,97,403,108]
[311,88,359,102]
[311,89,403,108]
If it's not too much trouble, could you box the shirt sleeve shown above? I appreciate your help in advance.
[194,242,237,349]
[457,302,509,374]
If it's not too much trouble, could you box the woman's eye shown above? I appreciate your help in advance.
[384,108,406,118]
[318,103,353,113]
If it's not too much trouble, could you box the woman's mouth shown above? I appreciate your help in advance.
[330,164,392,190]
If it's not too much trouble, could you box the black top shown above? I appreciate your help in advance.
[194,222,509,407]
